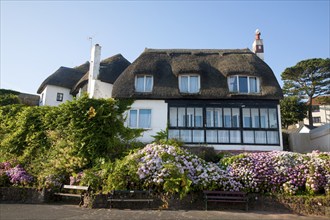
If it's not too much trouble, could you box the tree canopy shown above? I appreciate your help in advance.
[280,96,307,129]
[281,58,330,126]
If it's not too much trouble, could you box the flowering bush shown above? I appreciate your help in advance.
[2,163,34,186]
[108,144,243,198]
[226,150,330,195]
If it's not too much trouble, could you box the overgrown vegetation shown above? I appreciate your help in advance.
[0,95,142,189]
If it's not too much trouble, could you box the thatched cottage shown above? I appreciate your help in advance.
[38,30,283,151]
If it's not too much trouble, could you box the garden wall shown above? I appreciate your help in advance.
[1,188,329,217]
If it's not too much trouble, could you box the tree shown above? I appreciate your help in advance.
[281,58,330,126]
[280,96,307,129]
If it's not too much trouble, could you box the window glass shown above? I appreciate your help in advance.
[260,108,269,128]
[179,75,200,93]
[224,108,231,128]
[136,76,145,92]
[179,76,189,93]
[178,108,185,127]
[267,131,279,144]
[145,76,153,92]
[56,93,63,101]
[181,130,191,142]
[190,76,199,93]
[269,108,278,128]
[136,75,153,92]
[249,77,258,93]
[255,131,267,143]
[187,108,194,127]
[168,130,180,139]
[239,76,248,93]
[214,108,222,127]
[193,130,204,143]
[218,130,229,143]
[169,107,178,127]
[195,108,203,127]
[243,131,254,143]
[139,109,151,128]
[206,130,217,143]
[230,130,241,143]
[251,108,260,128]
[129,110,138,128]
[228,76,238,92]
[243,108,251,128]
[206,108,214,127]
[232,108,240,128]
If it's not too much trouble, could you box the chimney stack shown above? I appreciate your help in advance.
[87,44,101,97]
[252,29,264,60]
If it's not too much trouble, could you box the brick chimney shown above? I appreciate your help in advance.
[252,29,264,60]
[87,44,101,97]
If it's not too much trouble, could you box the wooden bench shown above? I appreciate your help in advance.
[203,190,248,211]
[107,190,154,209]
[54,185,90,206]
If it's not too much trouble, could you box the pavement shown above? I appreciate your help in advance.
[0,203,329,220]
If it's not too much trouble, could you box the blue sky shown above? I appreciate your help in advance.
[1,1,329,95]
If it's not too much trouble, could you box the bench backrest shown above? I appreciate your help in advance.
[63,185,89,191]
[203,191,247,197]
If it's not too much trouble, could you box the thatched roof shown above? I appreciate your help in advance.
[71,54,130,95]
[112,48,283,100]
[37,54,130,95]
[37,67,85,94]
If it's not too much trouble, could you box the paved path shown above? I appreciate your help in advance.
[0,204,328,220]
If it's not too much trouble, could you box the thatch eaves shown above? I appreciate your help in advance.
[71,54,130,95]
[112,48,283,100]
[37,67,85,94]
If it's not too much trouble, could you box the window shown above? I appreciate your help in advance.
[129,109,151,128]
[228,76,260,93]
[135,75,153,92]
[56,93,63,102]
[313,117,321,123]
[179,75,200,93]
[168,104,280,145]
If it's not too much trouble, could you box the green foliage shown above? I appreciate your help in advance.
[162,163,192,199]
[105,153,142,192]
[219,154,246,169]
[281,58,330,126]
[0,94,21,106]
[280,96,307,129]
[0,95,142,188]
[0,89,20,95]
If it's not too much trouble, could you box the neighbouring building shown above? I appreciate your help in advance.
[37,46,130,106]
[303,96,330,127]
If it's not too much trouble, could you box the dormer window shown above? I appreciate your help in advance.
[228,76,260,93]
[135,75,153,92]
[179,75,200,93]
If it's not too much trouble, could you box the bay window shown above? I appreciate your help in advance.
[168,103,279,145]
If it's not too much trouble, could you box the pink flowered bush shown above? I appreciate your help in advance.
[4,164,34,186]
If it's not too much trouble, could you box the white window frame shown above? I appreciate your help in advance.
[128,109,152,129]
[135,75,153,92]
[179,74,200,94]
[228,76,260,94]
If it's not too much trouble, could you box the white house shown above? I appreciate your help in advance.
[37,30,283,151]
[112,31,283,151]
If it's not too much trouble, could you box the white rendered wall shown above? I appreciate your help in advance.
[39,85,73,106]
[89,79,113,99]
[129,100,168,143]
[303,104,330,126]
